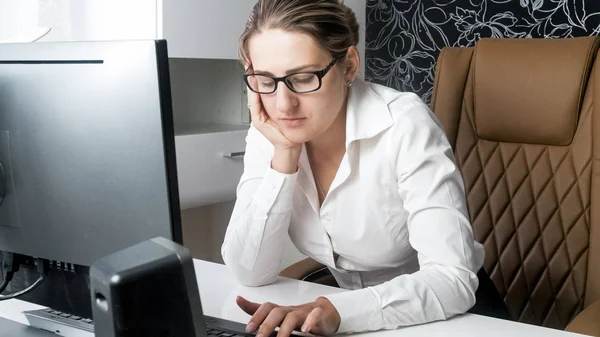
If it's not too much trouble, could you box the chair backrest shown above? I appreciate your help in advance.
[431,37,600,329]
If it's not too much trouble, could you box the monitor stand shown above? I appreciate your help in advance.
[23,308,93,337]
[0,316,58,337]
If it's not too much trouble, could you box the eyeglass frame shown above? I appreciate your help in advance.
[243,54,345,94]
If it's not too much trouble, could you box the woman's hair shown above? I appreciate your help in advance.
[239,0,359,65]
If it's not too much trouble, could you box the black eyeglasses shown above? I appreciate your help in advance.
[244,55,344,94]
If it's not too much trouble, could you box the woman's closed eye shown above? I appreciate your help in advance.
[259,80,275,89]
[290,74,316,84]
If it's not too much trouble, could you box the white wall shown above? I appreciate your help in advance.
[344,0,367,78]
[0,0,43,42]
[0,0,155,43]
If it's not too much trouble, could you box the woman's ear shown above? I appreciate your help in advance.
[343,46,360,82]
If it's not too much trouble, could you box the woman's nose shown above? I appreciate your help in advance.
[276,82,299,113]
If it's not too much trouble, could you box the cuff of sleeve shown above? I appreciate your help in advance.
[323,288,383,334]
[254,167,298,214]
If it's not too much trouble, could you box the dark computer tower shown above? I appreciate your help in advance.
[89,237,205,337]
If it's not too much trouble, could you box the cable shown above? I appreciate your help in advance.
[0,271,15,294]
[0,252,20,294]
[0,257,48,301]
[0,27,53,44]
[31,27,52,42]
[0,274,45,301]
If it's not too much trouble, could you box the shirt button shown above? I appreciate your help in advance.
[323,216,332,223]
[270,183,277,190]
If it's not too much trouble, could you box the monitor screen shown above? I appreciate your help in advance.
[0,39,182,319]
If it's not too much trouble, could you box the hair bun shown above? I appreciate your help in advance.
[340,1,360,46]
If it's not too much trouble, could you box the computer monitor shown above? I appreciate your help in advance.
[0,40,182,319]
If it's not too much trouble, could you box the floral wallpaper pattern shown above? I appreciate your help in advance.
[364,0,600,103]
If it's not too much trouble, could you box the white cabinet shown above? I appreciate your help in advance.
[176,130,248,209]
[168,58,249,208]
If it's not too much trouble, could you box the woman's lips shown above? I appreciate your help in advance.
[279,117,306,128]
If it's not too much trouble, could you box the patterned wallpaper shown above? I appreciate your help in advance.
[364,0,600,104]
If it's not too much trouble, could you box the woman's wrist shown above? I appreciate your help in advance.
[315,296,341,333]
[271,145,302,174]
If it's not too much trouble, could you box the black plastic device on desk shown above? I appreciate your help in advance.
[89,237,255,337]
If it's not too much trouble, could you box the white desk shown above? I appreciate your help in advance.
[0,259,589,337]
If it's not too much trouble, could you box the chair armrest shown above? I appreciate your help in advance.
[279,258,327,279]
[565,300,600,336]
[279,258,339,287]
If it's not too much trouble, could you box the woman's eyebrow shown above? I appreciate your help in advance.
[253,63,320,76]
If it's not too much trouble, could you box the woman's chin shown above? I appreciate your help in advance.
[281,129,311,145]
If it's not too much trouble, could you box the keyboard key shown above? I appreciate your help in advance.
[210,329,225,335]
[81,318,93,324]
[59,313,71,318]
[221,333,235,337]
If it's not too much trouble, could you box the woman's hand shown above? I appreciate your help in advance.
[247,88,302,174]
[247,88,300,152]
[236,295,341,337]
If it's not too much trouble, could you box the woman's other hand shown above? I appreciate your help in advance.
[236,295,341,337]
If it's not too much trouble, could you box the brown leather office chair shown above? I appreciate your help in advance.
[279,258,339,287]
[431,37,600,335]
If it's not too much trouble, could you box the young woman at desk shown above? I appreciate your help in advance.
[222,1,508,336]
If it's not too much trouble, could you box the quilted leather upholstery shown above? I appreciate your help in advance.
[431,37,600,329]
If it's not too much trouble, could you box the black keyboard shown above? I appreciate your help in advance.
[23,308,255,337]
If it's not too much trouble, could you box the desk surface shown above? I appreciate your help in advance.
[0,259,588,337]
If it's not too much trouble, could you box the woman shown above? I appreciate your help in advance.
[221,1,507,336]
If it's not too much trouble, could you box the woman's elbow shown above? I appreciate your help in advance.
[230,267,278,287]
[433,266,478,318]
[450,268,478,316]
[222,255,278,287]
[238,274,278,287]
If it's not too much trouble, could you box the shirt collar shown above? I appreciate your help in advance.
[345,78,394,146]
